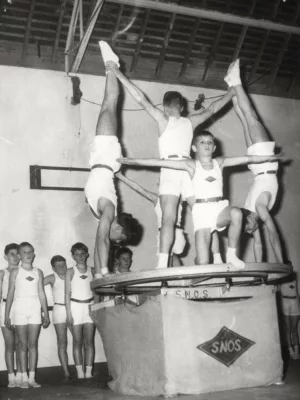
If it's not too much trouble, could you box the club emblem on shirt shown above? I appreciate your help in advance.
[80,275,88,280]
[197,326,255,367]
[205,176,216,183]
[26,276,34,282]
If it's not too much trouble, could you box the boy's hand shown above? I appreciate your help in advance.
[4,317,12,330]
[67,313,74,327]
[117,157,131,165]
[42,314,50,329]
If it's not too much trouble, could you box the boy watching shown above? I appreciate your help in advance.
[5,242,49,389]
[65,243,95,379]
[44,255,70,381]
[0,243,21,388]
[119,131,282,268]
[114,247,133,273]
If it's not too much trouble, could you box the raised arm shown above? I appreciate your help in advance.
[5,268,18,330]
[109,63,167,132]
[220,153,283,168]
[119,158,195,179]
[65,268,74,326]
[115,172,158,204]
[38,269,50,328]
[0,270,3,301]
[189,88,235,129]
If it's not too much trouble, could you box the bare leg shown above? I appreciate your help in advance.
[27,324,41,387]
[15,325,29,374]
[158,195,179,268]
[290,316,300,358]
[211,231,223,264]
[255,193,283,263]
[1,326,16,374]
[54,323,70,379]
[195,229,211,265]
[217,206,245,269]
[72,324,83,368]
[232,96,253,148]
[83,323,95,377]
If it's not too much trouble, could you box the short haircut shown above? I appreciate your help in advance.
[70,242,88,254]
[192,130,216,146]
[116,247,133,259]
[117,213,141,243]
[4,243,19,255]
[18,242,34,252]
[51,255,66,267]
[163,91,184,109]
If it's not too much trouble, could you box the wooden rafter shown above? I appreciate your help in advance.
[70,0,105,73]
[79,0,84,40]
[65,0,80,73]
[247,0,281,84]
[130,8,150,73]
[202,0,232,81]
[106,0,300,36]
[155,12,177,76]
[268,2,300,89]
[112,4,124,46]
[21,0,37,62]
[179,18,201,78]
[52,0,67,63]
[231,0,257,62]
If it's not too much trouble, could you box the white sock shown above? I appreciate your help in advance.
[21,372,28,382]
[29,371,35,381]
[99,41,120,67]
[213,253,223,264]
[100,268,109,276]
[226,247,245,270]
[85,366,93,378]
[224,60,241,87]
[8,373,15,382]
[94,272,103,279]
[75,365,85,379]
[16,372,22,381]
[156,253,169,269]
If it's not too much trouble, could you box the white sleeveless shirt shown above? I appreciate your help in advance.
[192,159,223,199]
[52,272,65,304]
[158,117,193,159]
[2,269,10,300]
[14,266,39,299]
[71,266,93,301]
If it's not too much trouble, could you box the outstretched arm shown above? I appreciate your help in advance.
[43,274,55,287]
[219,153,283,168]
[115,172,158,204]
[108,63,167,132]
[119,158,195,179]
[189,88,235,129]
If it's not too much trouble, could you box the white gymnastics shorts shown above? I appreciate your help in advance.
[52,304,67,325]
[0,301,14,327]
[281,298,300,317]
[192,200,229,233]
[71,301,94,325]
[13,297,42,325]
[159,168,194,200]
[244,174,278,213]
[85,136,122,219]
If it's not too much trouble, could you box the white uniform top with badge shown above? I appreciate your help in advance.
[52,272,65,304]
[192,159,223,199]
[71,266,93,301]
[14,266,39,299]
[158,117,193,159]
[281,281,298,297]
[2,268,10,300]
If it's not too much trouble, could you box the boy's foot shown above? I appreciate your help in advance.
[226,252,245,270]
[20,381,30,389]
[7,380,16,388]
[224,59,241,87]
[28,379,42,388]
[62,375,72,382]
[99,41,120,67]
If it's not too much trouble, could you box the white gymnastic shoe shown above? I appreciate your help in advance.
[28,379,42,388]
[99,41,120,67]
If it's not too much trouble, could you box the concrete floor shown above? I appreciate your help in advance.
[0,361,299,400]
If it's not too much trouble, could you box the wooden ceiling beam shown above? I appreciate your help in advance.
[112,4,124,46]
[52,0,67,62]
[130,8,150,73]
[179,18,201,78]
[155,12,176,76]
[105,0,300,36]
[21,0,37,62]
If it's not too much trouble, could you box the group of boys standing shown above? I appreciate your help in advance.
[86,41,283,279]
[0,241,133,388]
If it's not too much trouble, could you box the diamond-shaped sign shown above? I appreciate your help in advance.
[205,176,216,183]
[80,275,88,280]
[290,284,295,289]
[26,276,34,282]
[197,326,255,367]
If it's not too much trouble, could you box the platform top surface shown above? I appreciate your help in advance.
[91,263,291,291]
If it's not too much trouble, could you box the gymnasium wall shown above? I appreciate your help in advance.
[0,65,299,370]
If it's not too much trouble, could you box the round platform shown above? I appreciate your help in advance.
[91,263,292,295]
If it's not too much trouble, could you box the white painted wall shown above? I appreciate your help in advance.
[0,66,299,370]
